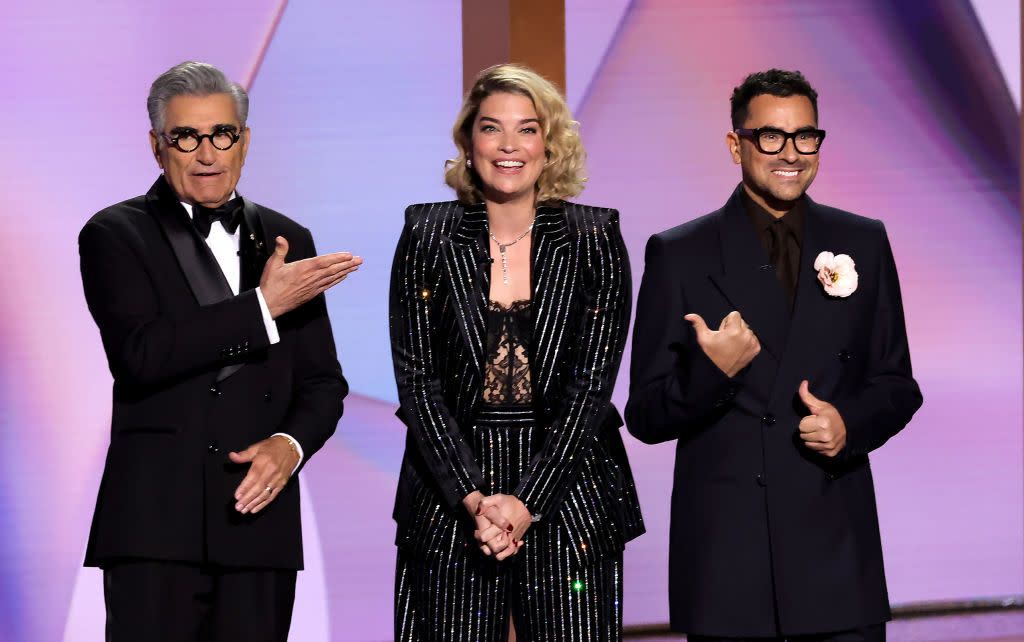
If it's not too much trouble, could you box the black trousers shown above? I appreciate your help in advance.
[689,623,885,642]
[103,559,296,642]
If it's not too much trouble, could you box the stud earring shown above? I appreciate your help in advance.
[467,158,473,168]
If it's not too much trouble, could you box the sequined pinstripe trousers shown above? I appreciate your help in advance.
[395,407,624,642]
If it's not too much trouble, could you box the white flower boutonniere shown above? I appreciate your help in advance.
[814,251,858,298]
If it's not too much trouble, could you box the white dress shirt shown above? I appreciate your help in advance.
[181,196,305,472]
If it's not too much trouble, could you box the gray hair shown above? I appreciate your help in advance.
[147,61,249,134]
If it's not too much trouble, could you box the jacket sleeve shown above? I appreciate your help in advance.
[272,229,347,466]
[832,222,923,457]
[512,210,631,522]
[79,217,271,389]
[624,234,741,444]
[390,207,484,508]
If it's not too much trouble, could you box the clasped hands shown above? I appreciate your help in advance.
[462,490,533,561]
[686,310,847,458]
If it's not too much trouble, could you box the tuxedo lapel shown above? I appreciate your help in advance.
[530,204,573,399]
[146,175,244,382]
[707,186,790,359]
[147,176,233,305]
[441,203,490,380]
[238,197,269,292]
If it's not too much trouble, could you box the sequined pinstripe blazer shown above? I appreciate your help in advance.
[389,200,644,563]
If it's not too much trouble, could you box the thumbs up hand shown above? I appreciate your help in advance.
[684,310,761,377]
[797,380,847,458]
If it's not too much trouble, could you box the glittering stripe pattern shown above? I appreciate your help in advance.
[390,203,486,506]
[513,205,632,522]
[395,406,625,641]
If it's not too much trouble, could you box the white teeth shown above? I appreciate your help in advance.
[495,160,524,168]
[773,170,798,177]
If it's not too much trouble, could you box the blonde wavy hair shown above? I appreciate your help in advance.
[445,64,586,204]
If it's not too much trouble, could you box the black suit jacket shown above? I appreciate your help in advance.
[625,185,922,636]
[80,176,346,570]
[389,201,644,564]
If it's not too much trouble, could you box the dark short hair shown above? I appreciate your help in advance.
[730,69,818,129]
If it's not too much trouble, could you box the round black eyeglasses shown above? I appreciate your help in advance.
[160,128,241,153]
[735,127,826,155]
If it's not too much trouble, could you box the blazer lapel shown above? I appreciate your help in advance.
[441,203,490,380]
[146,175,243,382]
[707,186,790,359]
[530,204,573,399]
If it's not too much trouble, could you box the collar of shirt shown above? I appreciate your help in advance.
[179,192,241,296]
[739,186,806,248]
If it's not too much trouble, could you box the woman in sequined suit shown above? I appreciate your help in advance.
[389,64,644,642]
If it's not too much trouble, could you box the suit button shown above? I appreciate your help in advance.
[208,442,220,454]
[264,392,272,402]
[838,350,851,363]
[756,473,767,487]
[761,413,776,426]
[209,385,221,396]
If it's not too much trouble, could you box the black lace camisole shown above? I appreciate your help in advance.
[482,300,533,407]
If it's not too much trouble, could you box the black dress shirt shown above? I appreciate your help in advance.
[740,187,805,304]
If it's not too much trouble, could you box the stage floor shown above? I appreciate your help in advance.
[625,610,1024,641]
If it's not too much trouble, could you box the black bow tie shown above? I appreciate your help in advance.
[192,198,243,238]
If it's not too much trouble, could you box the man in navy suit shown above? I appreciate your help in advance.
[625,69,922,641]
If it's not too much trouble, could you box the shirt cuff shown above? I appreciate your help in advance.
[255,287,281,345]
[272,433,304,476]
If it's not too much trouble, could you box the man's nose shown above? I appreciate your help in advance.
[195,137,217,163]
[777,138,799,162]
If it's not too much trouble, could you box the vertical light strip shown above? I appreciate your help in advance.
[244,0,290,91]
[969,0,1021,108]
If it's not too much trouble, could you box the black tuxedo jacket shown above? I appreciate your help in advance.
[625,185,922,637]
[80,176,346,570]
[389,201,644,564]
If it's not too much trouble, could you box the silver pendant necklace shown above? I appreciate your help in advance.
[489,223,534,286]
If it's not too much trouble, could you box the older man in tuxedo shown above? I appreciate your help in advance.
[626,69,922,641]
[79,61,361,641]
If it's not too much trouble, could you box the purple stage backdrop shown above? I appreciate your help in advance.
[0,1,1019,640]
